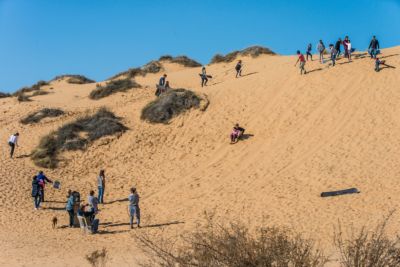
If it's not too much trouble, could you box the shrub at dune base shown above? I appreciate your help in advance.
[136,217,328,267]
[13,80,48,96]
[17,93,31,102]
[31,108,127,168]
[89,78,140,100]
[141,89,201,124]
[210,45,275,64]
[20,108,64,125]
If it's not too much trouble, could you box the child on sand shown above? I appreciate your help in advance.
[37,171,53,202]
[8,132,19,158]
[235,60,242,78]
[306,44,312,61]
[31,175,41,210]
[128,187,141,229]
[230,123,245,144]
[317,40,325,64]
[375,58,385,72]
[294,51,307,75]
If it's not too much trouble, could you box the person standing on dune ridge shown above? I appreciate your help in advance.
[335,38,342,58]
[306,43,313,61]
[295,50,307,75]
[317,40,326,64]
[235,60,242,78]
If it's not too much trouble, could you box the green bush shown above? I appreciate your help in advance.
[20,108,64,124]
[141,89,201,124]
[31,108,127,168]
[89,78,140,100]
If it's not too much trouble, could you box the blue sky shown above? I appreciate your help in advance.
[1,0,399,93]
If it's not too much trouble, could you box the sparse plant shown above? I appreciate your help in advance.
[52,74,95,84]
[210,46,275,64]
[136,216,327,267]
[13,80,48,96]
[31,107,127,168]
[141,89,203,124]
[86,248,108,267]
[17,93,31,102]
[20,108,64,124]
[89,78,140,100]
[0,92,11,98]
[31,90,49,96]
[334,212,400,267]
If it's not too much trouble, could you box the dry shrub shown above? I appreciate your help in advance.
[31,90,49,96]
[31,108,127,168]
[17,93,31,102]
[334,213,400,267]
[89,78,140,100]
[86,248,108,267]
[53,74,95,84]
[13,80,48,96]
[168,55,202,67]
[142,61,163,73]
[20,108,64,124]
[141,89,202,124]
[109,67,144,80]
[0,92,11,98]
[136,217,327,267]
[210,46,275,64]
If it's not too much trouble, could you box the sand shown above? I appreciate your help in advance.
[0,48,399,266]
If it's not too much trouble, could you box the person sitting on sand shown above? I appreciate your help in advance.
[66,190,75,228]
[294,50,307,75]
[230,123,245,144]
[31,175,41,210]
[235,60,242,78]
[201,66,208,87]
[37,171,53,202]
[128,187,141,229]
[369,36,380,59]
[8,132,19,158]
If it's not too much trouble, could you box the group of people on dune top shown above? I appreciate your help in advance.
[295,35,389,75]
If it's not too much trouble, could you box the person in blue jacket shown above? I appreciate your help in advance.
[65,190,75,228]
[37,171,53,202]
[31,175,41,210]
[369,36,380,59]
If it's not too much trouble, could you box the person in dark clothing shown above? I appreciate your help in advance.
[235,60,242,78]
[37,171,53,202]
[31,176,41,210]
[369,36,380,59]
[342,36,350,59]
[230,123,245,143]
[306,44,313,61]
[329,44,337,66]
[201,67,208,87]
[335,38,342,58]
[159,74,167,86]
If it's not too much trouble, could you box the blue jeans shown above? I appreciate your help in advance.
[33,195,41,209]
[331,54,336,66]
[129,206,140,227]
[98,186,104,204]
[370,48,377,58]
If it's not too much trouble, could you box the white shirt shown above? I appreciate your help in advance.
[8,135,18,145]
[347,43,352,51]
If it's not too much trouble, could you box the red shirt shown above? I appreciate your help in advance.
[299,54,305,62]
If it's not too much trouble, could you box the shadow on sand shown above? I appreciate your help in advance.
[306,68,323,74]
[105,198,128,204]
[240,72,258,77]
[102,221,184,229]
[380,54,399,59]
[16,154,31,159]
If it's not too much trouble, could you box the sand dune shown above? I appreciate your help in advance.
[0,48,399,266]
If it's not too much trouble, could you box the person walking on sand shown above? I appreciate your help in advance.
[306,44,313,61]
[347,39,352,61]
[317,40,326,64]
[342,36,350,60]
[31,175,41,210]
[295,50,307,75]
[37,171,53,202]
[235,60,242,78]
[369,36,380,59]
[97,170,105,204]
[66,190,74,228]
[8,132,19,158]
[335,38,342,58]
[200,66,208,87]
[128,187,140,229]
[329,44,337,66]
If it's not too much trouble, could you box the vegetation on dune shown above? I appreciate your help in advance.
[53,74,95,84]
[86,248,108,267]
[31,108,127,168]
[210,45,275,64]
[0,92,11,98]
[136,216,328,267]
[141,89,202,124]
[159,55,202,67]
[20,108,64,125]
[13,80,48,98]
[89,78,140,100]
[17,93,32,102]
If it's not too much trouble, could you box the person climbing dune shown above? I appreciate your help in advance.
[294,50,307,75]
[235,60,242,78]
[200,66,208,87]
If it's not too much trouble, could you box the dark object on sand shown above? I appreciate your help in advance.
[320,188,360,197]
[198,74,213,78]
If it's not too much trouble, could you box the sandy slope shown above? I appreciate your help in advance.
[0,48,399,266]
